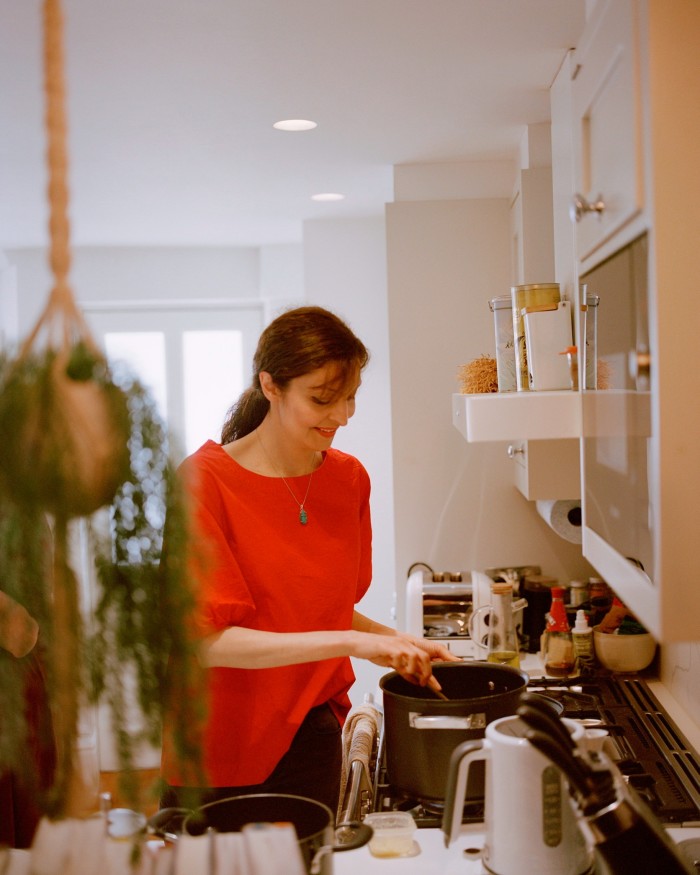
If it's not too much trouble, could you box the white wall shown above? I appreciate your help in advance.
[302,216,395,703]
[6,246,263,330]
[385,196,595,629]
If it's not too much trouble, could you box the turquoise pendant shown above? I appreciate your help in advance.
[299,508,308,525]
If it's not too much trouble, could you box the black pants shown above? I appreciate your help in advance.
[161,702,342,817]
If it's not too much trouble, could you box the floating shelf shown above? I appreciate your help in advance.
[452,391,582,443]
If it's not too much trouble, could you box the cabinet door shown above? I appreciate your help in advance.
[510,439,581,501]
[572,0,643,261]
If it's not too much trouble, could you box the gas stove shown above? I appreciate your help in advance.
[371,673,700,830]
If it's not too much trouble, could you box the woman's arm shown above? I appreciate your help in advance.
[199,612,460,688]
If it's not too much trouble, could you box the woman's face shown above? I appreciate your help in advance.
[265,363,361,451]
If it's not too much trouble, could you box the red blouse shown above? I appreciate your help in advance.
[161,440,372,787]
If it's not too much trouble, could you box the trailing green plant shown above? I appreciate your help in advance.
[0,0,204,817]
[0,347,205,816]
[87,364,206,804]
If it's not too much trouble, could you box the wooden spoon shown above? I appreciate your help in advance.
[427,675,449,700]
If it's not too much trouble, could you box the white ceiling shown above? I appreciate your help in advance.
[0,0,586,250]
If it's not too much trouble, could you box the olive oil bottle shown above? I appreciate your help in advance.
[485,582,521,669]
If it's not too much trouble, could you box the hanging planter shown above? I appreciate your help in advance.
[1,328,131,518]
[0,0,204,820]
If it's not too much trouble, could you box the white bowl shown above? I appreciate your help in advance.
[593,627,657,672]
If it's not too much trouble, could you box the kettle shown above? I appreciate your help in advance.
[442,714,592,875]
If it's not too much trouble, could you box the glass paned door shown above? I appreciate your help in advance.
[84,304,263,461]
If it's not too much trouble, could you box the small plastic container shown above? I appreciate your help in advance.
[363,811,416,858]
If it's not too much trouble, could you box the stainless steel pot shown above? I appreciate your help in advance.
[379,661,528,803]
[153,793,371,875]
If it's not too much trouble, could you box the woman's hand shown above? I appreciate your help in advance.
[349,630,460,689]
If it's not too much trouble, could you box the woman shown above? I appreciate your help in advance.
[160,306,457,814]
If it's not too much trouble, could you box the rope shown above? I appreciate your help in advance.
[19,0,99,360]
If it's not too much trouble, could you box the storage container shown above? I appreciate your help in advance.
[522,300,573,390]
[511,283,560,391]
[489,295,516,392]
[583,291,599,389]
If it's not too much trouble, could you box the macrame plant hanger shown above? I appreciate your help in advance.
[35,0,110,817]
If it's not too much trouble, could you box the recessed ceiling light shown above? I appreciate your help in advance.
[311,192,345,202]
[273,119,317,132]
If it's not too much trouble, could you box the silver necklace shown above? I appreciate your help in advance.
[256,429,315,525]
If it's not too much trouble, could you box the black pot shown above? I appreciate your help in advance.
[181,794,371,875]
[379,661,528,803]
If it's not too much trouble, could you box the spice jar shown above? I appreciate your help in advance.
[569,579,589,607]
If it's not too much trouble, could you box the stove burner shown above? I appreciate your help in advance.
[372,674,700,828]
[372,779,485,829]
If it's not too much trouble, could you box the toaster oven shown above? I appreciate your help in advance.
[404,566,484,657]
[403,564,540,657]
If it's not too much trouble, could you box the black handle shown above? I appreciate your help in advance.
[594,816,695,875]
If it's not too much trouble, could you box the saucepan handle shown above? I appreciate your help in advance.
[410,712,486,730]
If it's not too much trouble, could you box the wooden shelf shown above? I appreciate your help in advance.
[452,391,582,443]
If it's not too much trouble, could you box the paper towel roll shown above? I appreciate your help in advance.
[535,499,582,543]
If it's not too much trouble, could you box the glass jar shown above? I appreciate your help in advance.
[511,283,560,391]
[486,582,520,669]
[569,579,589,607]
[489,295,516,392]
[583,291,599,390]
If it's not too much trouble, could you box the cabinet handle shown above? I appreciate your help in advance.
[570,193,606,223]
[507,444,525,459]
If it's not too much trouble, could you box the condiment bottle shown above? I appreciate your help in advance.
[572,609,595,673]
[486,582,520,669]
[543,586,575,677]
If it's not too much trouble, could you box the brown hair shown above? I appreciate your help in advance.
[221,306,369,442]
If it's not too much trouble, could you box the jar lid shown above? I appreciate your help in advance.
[511,283,560,292]
[491,582,513,595]
[489,295,512,311]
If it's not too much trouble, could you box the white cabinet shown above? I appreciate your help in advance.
[571,0,644,264]
[452,391,580,443]
[573,0,700,642]
[456,1,700,642]
[451,393,581,501]
[509,439,581,501]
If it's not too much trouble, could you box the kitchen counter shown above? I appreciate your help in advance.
[346,654,700,873]
[335,826,700,874]
[335,824,487,874]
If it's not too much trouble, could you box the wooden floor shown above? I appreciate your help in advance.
[99,768,162,816]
